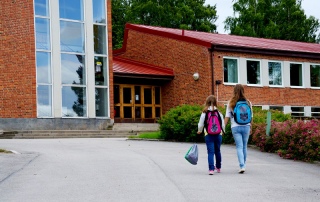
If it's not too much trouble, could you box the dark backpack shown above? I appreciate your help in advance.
[204,110,224,135]
[233,99,252,125]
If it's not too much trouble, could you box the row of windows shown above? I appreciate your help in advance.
[34,0,109,118]
[268,106,320,117]
[224,58,320,88]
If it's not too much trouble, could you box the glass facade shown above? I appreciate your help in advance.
[34,0,109,118]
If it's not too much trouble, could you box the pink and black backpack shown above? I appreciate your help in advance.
[204,110,224,135]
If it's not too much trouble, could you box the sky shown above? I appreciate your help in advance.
[205,0,320,34]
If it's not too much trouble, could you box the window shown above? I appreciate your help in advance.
[310,64,320,87]
[311,107,320,117]
[247,60,261,85]
[290,63,303,87]
[35,0,52,117]
[224,58,238,83]
[93,0,108,117]
[270,106,284,112]
[291,107,304,117]
[269,61,282,86]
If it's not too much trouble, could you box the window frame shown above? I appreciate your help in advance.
[289,62,304,88]
[310,63,320,89]
[223,57,239,85]
[268,60,283,87]
[246,59,262,86]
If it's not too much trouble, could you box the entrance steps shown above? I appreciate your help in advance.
[0,123,160,139]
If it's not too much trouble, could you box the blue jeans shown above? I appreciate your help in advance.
[232,126,250,169]
[205,135,222,171]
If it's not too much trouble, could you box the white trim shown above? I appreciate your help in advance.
[239,57,246,85]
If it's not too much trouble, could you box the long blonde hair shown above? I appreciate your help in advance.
[229,84,248,109]
[202,95,217,113]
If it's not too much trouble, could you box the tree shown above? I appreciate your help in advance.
[112,0,218,49]
[224,0,320,43]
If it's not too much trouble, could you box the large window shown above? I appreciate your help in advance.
[93,0,108,117]
[35,0,52,117]
[290,63,303,87]
[224,58,238,83]
[34,0,109,118]
[310,64,320,88]
[247,60,261,85]
[269,61,282,86]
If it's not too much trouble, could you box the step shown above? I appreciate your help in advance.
[13,130,138,139]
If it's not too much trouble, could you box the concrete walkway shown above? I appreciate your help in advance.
[0,138,319,202]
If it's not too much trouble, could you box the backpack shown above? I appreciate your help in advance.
[204,110,224,135]
[233,99,252,125]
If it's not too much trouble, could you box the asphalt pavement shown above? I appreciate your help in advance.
[0,138,319,202]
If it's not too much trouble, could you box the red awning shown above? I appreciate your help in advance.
[113,57,174,80]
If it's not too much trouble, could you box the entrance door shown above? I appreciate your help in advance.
[114,84,161,123]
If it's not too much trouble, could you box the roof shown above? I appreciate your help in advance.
[124,23,320,59]
[113,57,174,80]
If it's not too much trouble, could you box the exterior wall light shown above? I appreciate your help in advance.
[193,72,200,81]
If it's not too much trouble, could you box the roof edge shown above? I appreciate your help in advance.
[113,56,174,75]
[125,23,212,48]
[213,45,320,60]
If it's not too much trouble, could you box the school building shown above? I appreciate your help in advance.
[113,23,320,122]
[1,1,320,131]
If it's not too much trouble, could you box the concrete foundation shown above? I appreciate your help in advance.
[0,118,113,131]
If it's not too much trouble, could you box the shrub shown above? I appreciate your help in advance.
[158,105,203,142]
[158,105,291,144]
[252,119,320,162]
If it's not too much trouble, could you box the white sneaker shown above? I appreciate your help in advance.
[238,168,245,174]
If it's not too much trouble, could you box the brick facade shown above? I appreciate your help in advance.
[0,0,37,118]
[120,30,213,113]
[118,28,320,114]
[213,52,320,107]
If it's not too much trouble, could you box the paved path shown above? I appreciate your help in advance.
[0,138,319,202]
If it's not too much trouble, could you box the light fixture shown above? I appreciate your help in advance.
[193,72,199,81]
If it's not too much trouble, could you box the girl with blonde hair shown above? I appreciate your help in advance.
[197,95,225,175]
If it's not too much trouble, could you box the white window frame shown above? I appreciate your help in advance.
[291,106,305,117]
[289,62,304,88]
[223,57,239,85]
[246,59,262,86]
[34,0,109,118]
[310,63,320,89]
[268,60,284,87]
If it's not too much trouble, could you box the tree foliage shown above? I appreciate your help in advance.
[224,0,320,43]
[112,0,218,49]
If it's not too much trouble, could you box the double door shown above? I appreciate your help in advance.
[114,84,161,122]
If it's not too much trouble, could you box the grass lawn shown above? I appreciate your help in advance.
[128,131,161,139]
[0,149,12,153]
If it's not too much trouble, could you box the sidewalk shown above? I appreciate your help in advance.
[0,138,319,202]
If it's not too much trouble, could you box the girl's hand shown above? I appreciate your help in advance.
[197,131,201,135]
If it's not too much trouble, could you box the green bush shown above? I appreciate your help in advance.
[158,105,291,144]
[158,105,203,142]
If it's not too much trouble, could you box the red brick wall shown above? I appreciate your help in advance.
[121,30,213,113]
[212,51,320,107]
[121,30,320,113]
[0,0,37,118]
[107,0,114,119]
